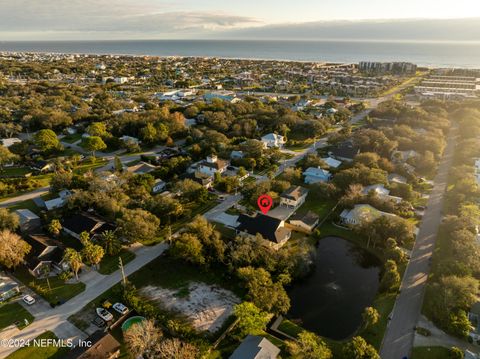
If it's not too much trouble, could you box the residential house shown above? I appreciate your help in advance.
[329,141,360,162]
[362,184,402,203]
[280,186,309,208]
[0,274,20,302]
[31,160,54,172]
[152,179,166,194]
[190,171,214,189]
[303,167,332,184]
[340,204,397,226]
[65,331,121,359]
[322,156,342,169]
[15,209,41,233]
[44,189,73,211]
[126,161,157,175]
[62,213,115,240]
[229,335,280,359]
[198,155,229,177]
[388,173,408,185]
[24,234,66,277]
[119,135,140,145]
[236,214,291,249]
[261,133,286,149]
[0,138,21,148]
[289,211,320,233]
[230,150,244,160]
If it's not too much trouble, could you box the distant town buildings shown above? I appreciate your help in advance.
[359,61,417,75]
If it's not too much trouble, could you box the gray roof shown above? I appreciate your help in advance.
[229,335,280,359]
[15,209,39,221]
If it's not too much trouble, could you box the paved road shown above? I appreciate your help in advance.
[380,127,457,359]
[0,186,50,207]
[0,242,168,358]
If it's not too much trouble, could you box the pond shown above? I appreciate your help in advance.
[287,236,381,340]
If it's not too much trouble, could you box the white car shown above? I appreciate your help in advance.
[112,302,128,315]
[22,295,35,305]
[96,307,113,322]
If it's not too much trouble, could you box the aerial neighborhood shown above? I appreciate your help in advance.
[0,51,478,359]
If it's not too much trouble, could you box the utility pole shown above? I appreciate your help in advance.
[119,257,126,286]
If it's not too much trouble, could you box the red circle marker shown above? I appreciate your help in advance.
[257,194,273,214]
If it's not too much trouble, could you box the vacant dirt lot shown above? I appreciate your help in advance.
[141,282,240,333]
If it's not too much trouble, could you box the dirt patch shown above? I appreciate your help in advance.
[140,282,240,333]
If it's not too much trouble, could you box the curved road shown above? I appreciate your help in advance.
[380,126,457,359]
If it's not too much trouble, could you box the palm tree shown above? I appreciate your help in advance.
[101,230,121,256]
[63,248,83,281]
[48,219,62,237]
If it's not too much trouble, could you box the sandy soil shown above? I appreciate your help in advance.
[140,282,240,333]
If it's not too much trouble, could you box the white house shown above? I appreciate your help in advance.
[322,156,342,169]
[0,138,21,148]
[198,155,229,177]
[16,209,41,233]
[362,184,402,203]
[120,135,140,145]
[261,133,286,149]
[280,186,309,208]
[303,167,331,184]
[340,204,397,226]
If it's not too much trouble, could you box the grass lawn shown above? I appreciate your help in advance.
[0,302,34,330]
[5,331,70,359]
[296,197,337,221]
[13,267,85,306]
[0,167,33,177]
[73,159,108,175]
[99,249,136,275]
[61,133,82,144]
[7,200,41,215]
[411,346,451,359]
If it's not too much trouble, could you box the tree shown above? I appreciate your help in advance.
[449,346,464,359]
[170,233,205,266]
[86,122,107,137]
[154,338,199,359]
[140,123,157,143]
[342,336,380,359]
[362,307,380,330]
[48,219,62,236]
[63,248,83,280]
[82,136,107,158]
[286,331,332,359]
[0,230,31,269]
[100,230,121,256]
[114,156,123,172]
[124,319,163,359]
[34,129,60,152]
[79,231,90,246]
[0,208,19,231]
[380,260,400,292]
[118,208,160,243]
[0,145,18,171]
[233,302,271,337]
[237,267,290,314]
[82,241,105,269]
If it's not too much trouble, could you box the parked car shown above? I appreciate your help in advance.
[22,295,35,305]
[96,307,113,321]
[112,302,129,315]
[92,316,106,328]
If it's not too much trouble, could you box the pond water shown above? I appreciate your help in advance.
[287,236,381,340]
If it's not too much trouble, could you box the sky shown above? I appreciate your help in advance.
[0,0,480,40]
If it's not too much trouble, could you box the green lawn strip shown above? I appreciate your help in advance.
[73,159,108,175]
[359,293,397,349]
[61,133,82,144]
[0,167,33,177]
[0,302,34,330]
[13,267,85,306]
[99,250,136,275]
[295,197,336,221]
[6,200,41,215]
[5,331,70,359]
[411,346,451,359]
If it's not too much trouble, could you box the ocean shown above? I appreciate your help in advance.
[0,39,479,68]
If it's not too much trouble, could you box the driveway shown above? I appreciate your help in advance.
[0,186,50,207]
[380,127,457,359]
